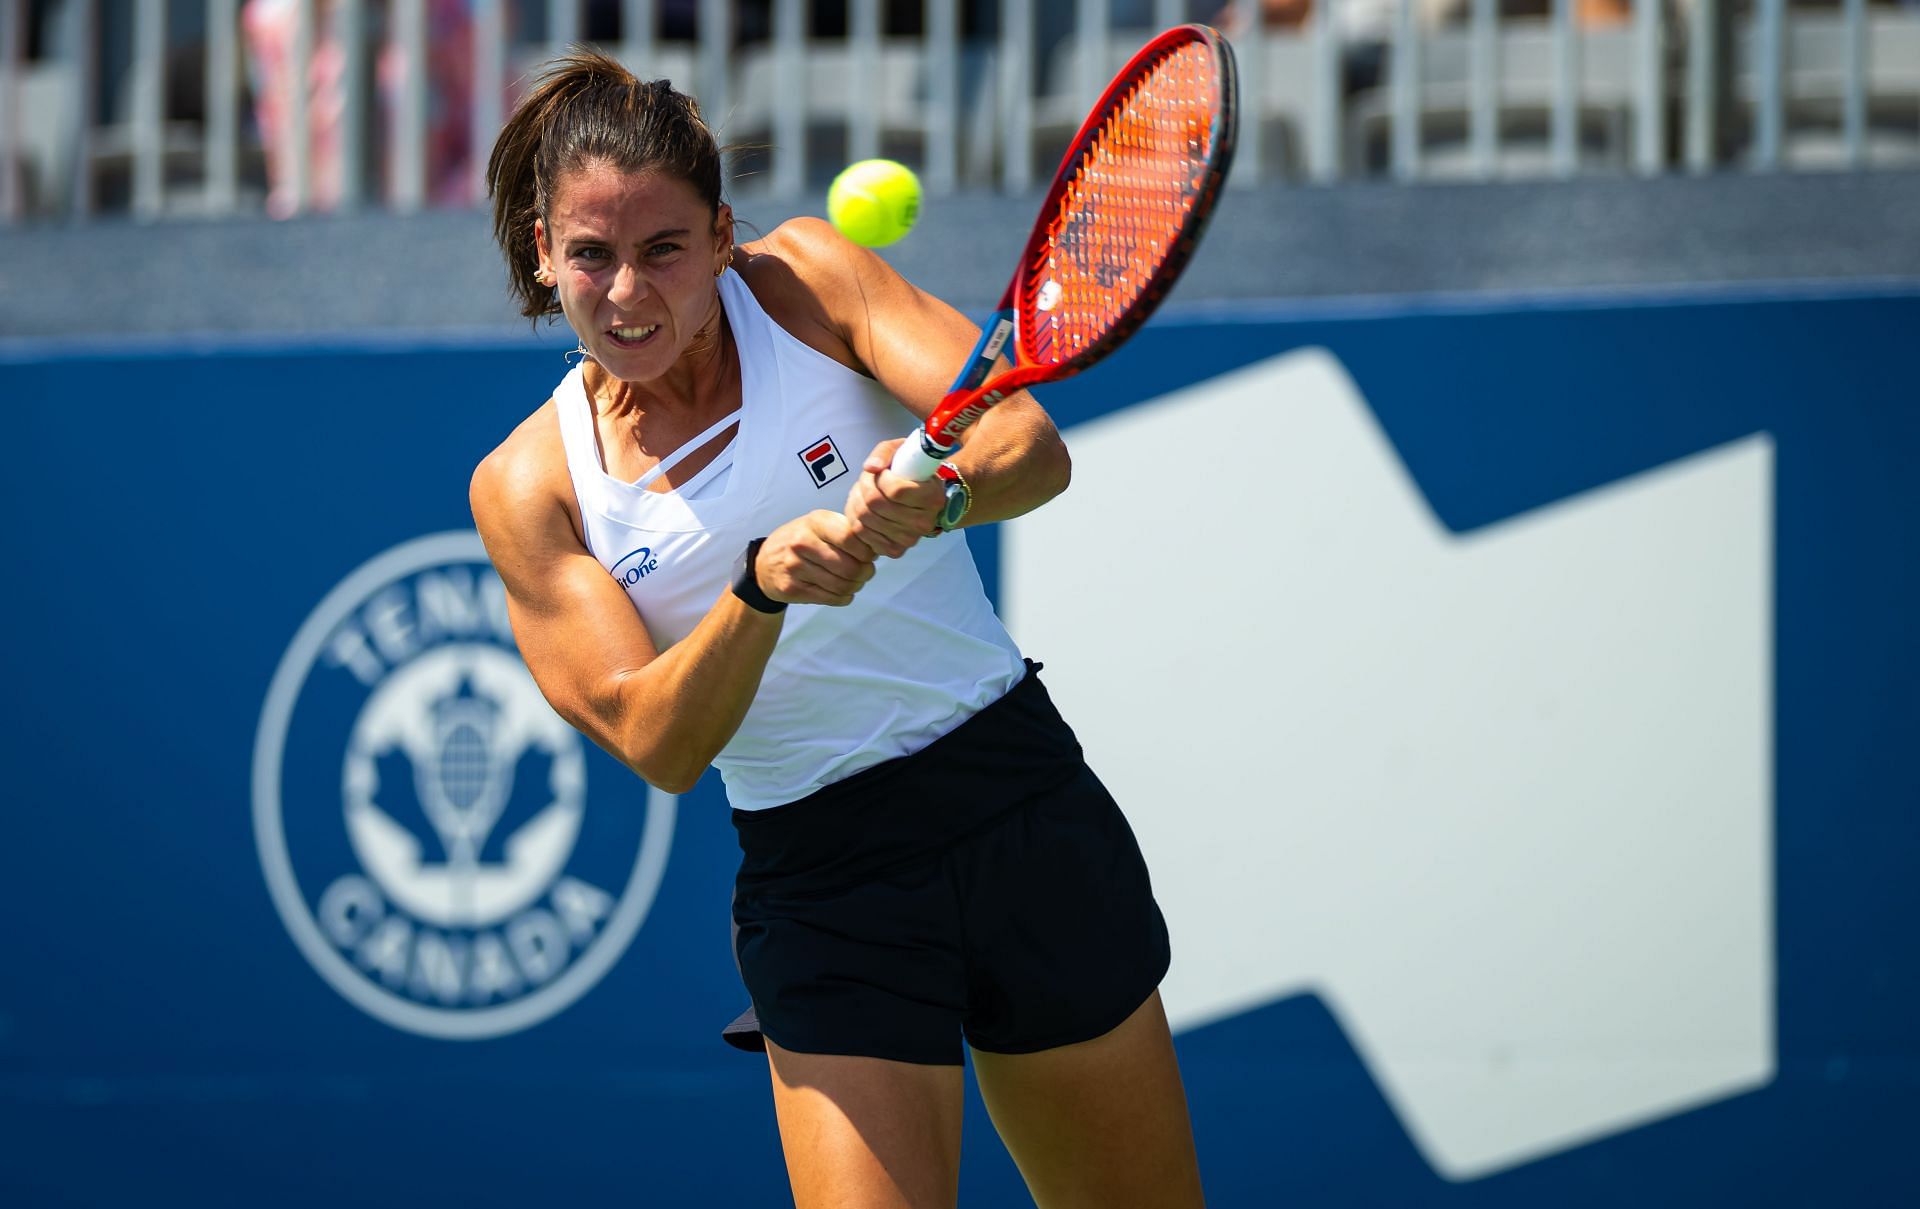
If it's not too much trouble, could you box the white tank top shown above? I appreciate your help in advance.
[555,267,1026,810]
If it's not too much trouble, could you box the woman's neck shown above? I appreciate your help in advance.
[587,305,736,425]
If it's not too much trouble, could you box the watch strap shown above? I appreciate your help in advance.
[730,537,787,614]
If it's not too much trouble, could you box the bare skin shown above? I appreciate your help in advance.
[766,993,1204,1209]
[971,992,1205,1209]
[766,1044,966,1209]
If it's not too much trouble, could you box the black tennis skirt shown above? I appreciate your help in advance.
[723,662,1171,1066]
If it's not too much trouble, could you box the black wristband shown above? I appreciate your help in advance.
[730,537,787,614]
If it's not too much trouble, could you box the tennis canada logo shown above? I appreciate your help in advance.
[251,532,675,1039]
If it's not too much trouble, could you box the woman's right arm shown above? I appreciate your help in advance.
[469,414,876,793]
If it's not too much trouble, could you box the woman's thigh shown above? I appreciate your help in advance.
[765,1039,967,1209]
[970,991,1205,1209]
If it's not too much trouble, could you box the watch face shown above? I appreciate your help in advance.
[940,479,969,529]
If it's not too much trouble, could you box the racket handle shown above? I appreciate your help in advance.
[889,430,953,481]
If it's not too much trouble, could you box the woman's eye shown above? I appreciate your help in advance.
[571,247,607,263]
[649,243,682,257]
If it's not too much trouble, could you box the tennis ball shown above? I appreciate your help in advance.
[827,159,921,247]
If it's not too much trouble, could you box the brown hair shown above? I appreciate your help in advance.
[486,49,725,320]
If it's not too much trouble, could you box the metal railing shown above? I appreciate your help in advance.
[2,0,1917,225]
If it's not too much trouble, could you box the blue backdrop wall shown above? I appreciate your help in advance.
[2,282,1916,1206]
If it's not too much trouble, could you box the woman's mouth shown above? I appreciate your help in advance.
[607,323,660,349]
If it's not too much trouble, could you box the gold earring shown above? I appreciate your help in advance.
[715,247,733,278]
[535,267,553,286]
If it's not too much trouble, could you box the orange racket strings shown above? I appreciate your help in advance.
[1023,39,1224,367]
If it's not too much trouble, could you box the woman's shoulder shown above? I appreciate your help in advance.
[736,218,869,373]
[743,215,859,285]
[470,397,573,547]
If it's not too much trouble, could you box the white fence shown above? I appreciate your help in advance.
[1,0,1917,224]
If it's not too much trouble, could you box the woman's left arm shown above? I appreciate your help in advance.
[764,218,1071,558]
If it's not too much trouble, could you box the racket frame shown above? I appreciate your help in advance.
[891,23,1239,482]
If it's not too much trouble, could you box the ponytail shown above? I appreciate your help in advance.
[486,49,725,321]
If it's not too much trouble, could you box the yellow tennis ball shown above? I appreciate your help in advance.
[828,159,921,247]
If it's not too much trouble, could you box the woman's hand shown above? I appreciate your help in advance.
[756,510,881,606]
[843,438,948,558]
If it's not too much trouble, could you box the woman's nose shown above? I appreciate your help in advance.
[609,262,648,308]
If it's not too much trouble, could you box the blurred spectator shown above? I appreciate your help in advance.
[377,0,480,207]
[1210,0,1456,38]
[584,1,773,44]
[1213,0,1636,37]
[1211,0,1635,96]
[242,0,349,217]
[1208,0,1458,95]
[243,0,494,217]
[1577,0,1633,24]
[242,0,979,220]
[585,1,991,43]
[1508,0,1634,26]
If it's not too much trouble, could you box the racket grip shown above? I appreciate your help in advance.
[889,430,952,482]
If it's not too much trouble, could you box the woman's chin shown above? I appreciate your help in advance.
[594,334,673,377]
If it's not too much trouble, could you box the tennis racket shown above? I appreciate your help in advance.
[888,23,1239,482]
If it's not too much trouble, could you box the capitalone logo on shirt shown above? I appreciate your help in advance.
[251,531,676,1039]
[612,546,661,585]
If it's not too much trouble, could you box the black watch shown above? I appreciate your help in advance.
[730,537,787,614]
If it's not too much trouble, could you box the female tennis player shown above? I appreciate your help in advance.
[470,51,1204,1209]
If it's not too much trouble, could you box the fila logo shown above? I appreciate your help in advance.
[798,437,848,488]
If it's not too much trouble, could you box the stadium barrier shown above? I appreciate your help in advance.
[4,0,1920,223]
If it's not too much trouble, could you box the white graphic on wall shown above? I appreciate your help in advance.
[344,647,584,927]
[253,531,676,1040]
[1003,348,1774,1180]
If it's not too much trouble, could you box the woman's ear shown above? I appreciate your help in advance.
[714,204,735,266]
[533,218,554,282]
